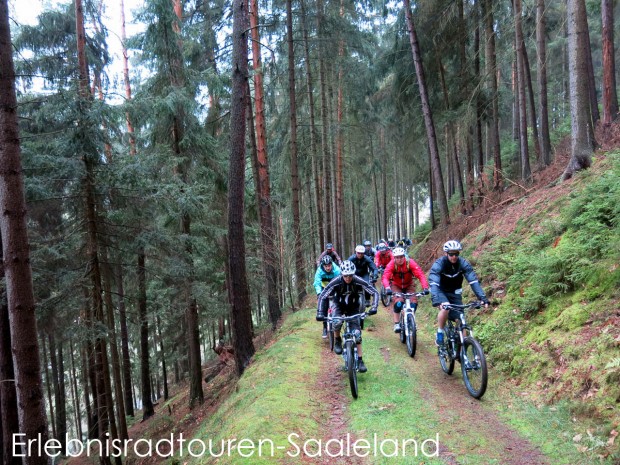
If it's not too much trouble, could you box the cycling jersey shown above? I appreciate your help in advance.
[382,257,428,290]
[313,263,341,295]
[375,250,393,269]
[347,254,378,280]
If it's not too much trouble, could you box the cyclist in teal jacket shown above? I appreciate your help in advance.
[313,255,341,338]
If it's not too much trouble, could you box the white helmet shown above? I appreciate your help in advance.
[443,240,463,252]
[340,260,356,276]
[355,245,365,254]
[393,247,406,257]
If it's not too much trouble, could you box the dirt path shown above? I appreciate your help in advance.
[311,328,369,465]
[368,306,550,465]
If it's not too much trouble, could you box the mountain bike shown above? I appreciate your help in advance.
[437,301,488,399]
[326,312,368,399]
[393,291,427,358]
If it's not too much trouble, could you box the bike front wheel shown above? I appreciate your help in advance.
[381,285,391,307]
[346,341,358,399]
[328,324,335,352]
[461,337,488,399]
[406,313,417,358]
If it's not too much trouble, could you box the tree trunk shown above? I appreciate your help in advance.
[515,0,531,182]
[483,0,502,190]
[0,232,20,465]
[49,334,67,452]
[563,0,595,180]
[156,316,169,401]
[138,249,154,420]
[228,0,256,375]
[249,0,281,329]
[601,0,618,124]
[0,1,50,462]
[286,0,306,306]
[536,0,552,165]
[116,264,134,417]
[300,0,324,251]
[68,339,83,440]
[403,0,449,225]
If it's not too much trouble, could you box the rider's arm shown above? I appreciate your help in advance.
[382,259,394,290]
[334,251,342,264]
[461,258,488,303]
[354,275,379,313]
[367,257,378,279]
[313,267,323,295]
[428,257,448,307]
[409,258,430,289]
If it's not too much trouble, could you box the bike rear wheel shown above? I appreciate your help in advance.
[346,341,358,399]
[406,313,417,358]
[461,337,488,399]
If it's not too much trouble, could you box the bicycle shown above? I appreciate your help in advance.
[393,291,427,358]
[437,301,488,399]
[326,312,368,399]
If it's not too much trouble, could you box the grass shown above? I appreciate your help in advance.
[187,310,324,464]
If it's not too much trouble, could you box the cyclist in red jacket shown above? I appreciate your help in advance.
[382,247,429,333]
[374,243,393,271]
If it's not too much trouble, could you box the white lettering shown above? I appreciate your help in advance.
[422,433,440,457]
[236,438,255,457]
[12,434,26,457]
[324,438,344,457]
[155,436,174,458]
[134,438,152,458]
[258,438,274,457]
[352,438,370,457]
[287,433,301,457]
[303,438,321,458]
[44,439,62,457]
[379,438,399,457]
[188,439,206,457]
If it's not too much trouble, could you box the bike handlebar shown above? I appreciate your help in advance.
[393,291,427,298]
[326,312,368,323]
[442,301,483,311]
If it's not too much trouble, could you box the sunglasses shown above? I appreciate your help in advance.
[447,252,460,257]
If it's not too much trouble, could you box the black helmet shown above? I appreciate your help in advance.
[321,255,333,266]
[363,240,372,247]
[325,243,333,250]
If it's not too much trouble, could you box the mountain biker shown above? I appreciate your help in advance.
[374,243,393,271]
[313,256,341,338]
[383,247,429,333]
[316,243,342,267]
[362,240,376,260]
[347,245,379,307]
[429,240,489,346]
[316,260,378,373]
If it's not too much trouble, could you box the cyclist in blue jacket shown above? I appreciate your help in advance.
[313,256,341,338]
[429,240,489,346]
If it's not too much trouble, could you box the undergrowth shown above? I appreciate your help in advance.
[468,153,620,461]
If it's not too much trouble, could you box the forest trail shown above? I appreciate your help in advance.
[312,301,552,465]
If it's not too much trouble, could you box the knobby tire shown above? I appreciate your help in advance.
[406,313,417,358]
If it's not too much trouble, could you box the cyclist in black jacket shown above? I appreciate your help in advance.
[316,260,378,372]
[429,240,489,346]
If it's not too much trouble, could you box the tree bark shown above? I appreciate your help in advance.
[0,1,50,462]
[137,249,154,420]
[228,0,256,375]
[536,0,552,165]
[563,0,595,180]
[515,0,531,182]
[601,0,618,124]
[483,0,502,190]
[116,264,134,417]
[403,0,449,225]
[0,233,20,465]
[249,0,281,328]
